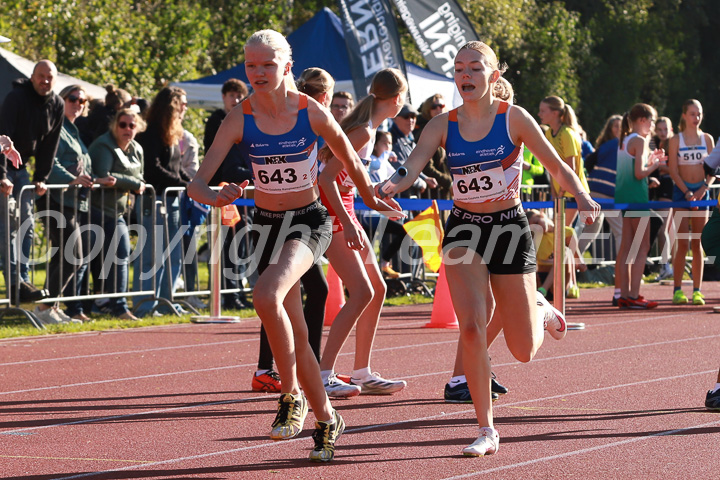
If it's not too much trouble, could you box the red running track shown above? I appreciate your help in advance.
[1,282,720,479]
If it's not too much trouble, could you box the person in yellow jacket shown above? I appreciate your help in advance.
[538,95,590,226]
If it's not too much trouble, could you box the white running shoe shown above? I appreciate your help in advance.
[351,372,407,395]
[324,373,361,398]
[33,306,81,325]
[462,426,499,456]
[536,291,566,340]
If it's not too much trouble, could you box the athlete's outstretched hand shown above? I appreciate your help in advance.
[365,195,406,220]
[215,180,249,207]
[576,191,601,225]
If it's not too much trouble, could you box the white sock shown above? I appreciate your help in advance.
[712,383,720,394]
[255,369,270,376]
[353,367,371,380]
[449,375,467,385]
[320,369,333,381]
[614,288,621,299]
[323,411,337,425]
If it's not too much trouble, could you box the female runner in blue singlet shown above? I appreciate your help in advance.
[379,41,600,457]
[667,99,715,305]
[188,29,399,463]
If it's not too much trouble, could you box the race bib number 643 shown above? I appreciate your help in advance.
[452,160,507,202]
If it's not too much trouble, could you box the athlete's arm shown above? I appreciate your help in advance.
[511,106,599,223]
[308,99,401,216]
[317,158,364,250]
[704,133,716,188]
[379,114,445,197]
[188,105,248,206]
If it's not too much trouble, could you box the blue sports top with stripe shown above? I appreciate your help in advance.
[238,94,319,195]
[444,101,523,203]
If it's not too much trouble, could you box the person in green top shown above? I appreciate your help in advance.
[614,103,666,310]
[87,108,146,320]
[38,85,115,325]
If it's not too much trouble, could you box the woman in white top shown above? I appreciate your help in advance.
[668,99,715,305]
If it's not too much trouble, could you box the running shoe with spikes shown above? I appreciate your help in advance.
[270,392,308,440]
[444,381,498,403]
[706,389,720,411]
[351,372,407,395]
[252,370,282,392]
[673,290,688,305]
[462,426,500,457]
[491,372,508,395]
[536,291,566,340]
[309,410,345,462]
[324,373,361,398]
[693,291,705,306]
[620,295,658,309]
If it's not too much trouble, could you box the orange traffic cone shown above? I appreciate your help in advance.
[424,263,459,329]
[324,264,345,326]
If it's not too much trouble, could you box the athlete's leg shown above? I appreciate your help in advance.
[352,228,387,371]
[672,210,690,291]
[319,232,373,373]
[445,247,493,427]
[490,272,543,363]
[253,239,332,421]
[690,210,709,291]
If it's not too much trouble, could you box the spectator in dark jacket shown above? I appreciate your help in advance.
[133,86,192,317]
[0,60,63,301]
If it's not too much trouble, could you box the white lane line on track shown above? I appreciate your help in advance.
[0,339,458,396]
[0,320,431,366]
[4,330,720,397]
[48,367,718,480]
[439,417,720,479]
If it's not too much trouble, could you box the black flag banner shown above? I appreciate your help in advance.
[390,0,479,78]
[336,0,407,98]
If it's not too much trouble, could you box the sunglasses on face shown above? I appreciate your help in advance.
[67,94,87,105]
[118,121,137,130]
[400,115,416,120]
[431,103,445,109]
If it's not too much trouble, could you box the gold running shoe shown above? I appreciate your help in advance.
[309,410,346,462]
[269,392,308,440]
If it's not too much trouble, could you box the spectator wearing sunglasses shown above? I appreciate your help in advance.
[38,86,114,324]
[0,60,64,303]
[389,103,437,197]
[87,108,146,320]
[77,84,133,146]
[415,94,452,200]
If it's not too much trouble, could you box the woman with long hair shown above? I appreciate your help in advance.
[134,86,193,317]
[380,41,599,456]
[188,29,398,462]
[668,99,715,305]
[316,68,409,398]
[537,95,591,226]
[615,103,666,309]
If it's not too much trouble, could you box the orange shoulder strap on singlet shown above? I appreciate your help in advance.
[449,108,459,122]
[241,99,252,114]
[298,93,308,110]
[497,101,509,114]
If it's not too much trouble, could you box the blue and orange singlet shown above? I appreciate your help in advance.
[239,94,319,195]
[444,101,523,203]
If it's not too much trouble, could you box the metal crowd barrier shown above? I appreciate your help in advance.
[162,186,254,315]
[0,183,158,327]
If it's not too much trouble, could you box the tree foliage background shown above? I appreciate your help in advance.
[1,0,718,143]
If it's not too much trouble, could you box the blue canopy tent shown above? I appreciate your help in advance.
[174,8,459,110]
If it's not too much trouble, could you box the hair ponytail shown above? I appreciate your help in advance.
[317,68,407,163]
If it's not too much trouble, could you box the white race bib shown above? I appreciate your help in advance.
[252,160,315,194]
[452,160,507,202]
